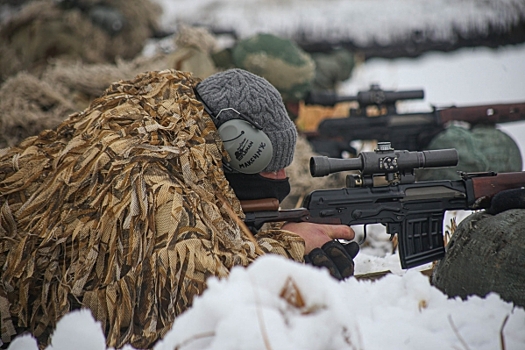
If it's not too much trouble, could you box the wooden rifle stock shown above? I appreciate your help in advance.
[438,102,525,125]
[240,198,280,212]
[469,171,525,208]
[240,198,306,229]
[303,99,525,157]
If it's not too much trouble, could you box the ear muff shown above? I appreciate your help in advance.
[218,119,273,174]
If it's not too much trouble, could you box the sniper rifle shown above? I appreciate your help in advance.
[242,142,525,269]
[304,84,525,157]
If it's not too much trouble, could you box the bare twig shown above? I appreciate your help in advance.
[174,331,215,350]
[448,314,471,350]
[342,325,363,350]
[444,217,457,246]
[250,274,273,350]
[500,313,510,350]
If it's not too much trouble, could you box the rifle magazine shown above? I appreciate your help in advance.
[396,213,445,269]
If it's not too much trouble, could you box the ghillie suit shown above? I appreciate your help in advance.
[167,24,220,80]
[0,24,214,149]
[0,53,174,148]
[0,0,162,83]
[0,72,77,147]
[0,70,304,348]
[40,54,176,111]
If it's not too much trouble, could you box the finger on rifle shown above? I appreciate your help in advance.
[305,247,343,280]
[324,224,355,241]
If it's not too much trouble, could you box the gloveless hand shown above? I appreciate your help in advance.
[281,222,355,254]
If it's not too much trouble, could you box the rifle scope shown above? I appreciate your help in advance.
[357,87,424,107]
[310,142,458,177]
[304,84,424,107]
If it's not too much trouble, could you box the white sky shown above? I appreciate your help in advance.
[5,1,525,349]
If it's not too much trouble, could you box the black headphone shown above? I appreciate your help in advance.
[194,86,273,174]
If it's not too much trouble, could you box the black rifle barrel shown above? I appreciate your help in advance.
[310,148,458,177]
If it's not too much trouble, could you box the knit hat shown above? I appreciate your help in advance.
[231,33,316,102]
[196,68,297,172]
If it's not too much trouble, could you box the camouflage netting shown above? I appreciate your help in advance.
[168,24,220,79]
[0,54,175,148]
[416,124,523,181]
[0,0,162,83]
[0,70,305,349]
[432,209,525,308]
[0,72,77,147]
[0,23,227,149]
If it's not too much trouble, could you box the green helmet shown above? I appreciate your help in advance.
[232,33,316,102]
[416,125,523,181]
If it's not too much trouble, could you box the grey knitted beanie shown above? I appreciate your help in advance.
[196,68,297,172]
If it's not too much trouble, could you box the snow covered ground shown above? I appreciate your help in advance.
[153,0,525,47]
[5,0,525,349]
[8,256,525,350]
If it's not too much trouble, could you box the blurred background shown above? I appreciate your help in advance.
[149,0,525,165]
[1,0,524,163]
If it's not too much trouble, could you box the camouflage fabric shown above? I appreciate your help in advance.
[0,0,161,83]
[416,124,522,181]
[168,24,220,79]
[0,72,77,148]
[432,209,525,308]
[231,33,316,102]
[0,51,177,148]
[310,48,355,91]
[0,70,304,348]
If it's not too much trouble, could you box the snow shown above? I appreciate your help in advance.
[153,0,525,46]
[8,256,525,350]
[153,256,525,350]
[5,0,525,349]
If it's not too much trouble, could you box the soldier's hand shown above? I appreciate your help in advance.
[281,222,354,254]
[304,240,360,280]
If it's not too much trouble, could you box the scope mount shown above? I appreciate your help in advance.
[348,142,416,187]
